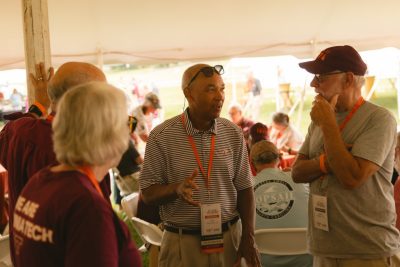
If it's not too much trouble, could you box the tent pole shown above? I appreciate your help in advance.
[97,47,104,70]
[21,0,52,106]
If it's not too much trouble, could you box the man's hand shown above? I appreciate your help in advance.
[176,169,200,206]
[29,62,54,109]
[234,233,261,267]
[310,94,338,127]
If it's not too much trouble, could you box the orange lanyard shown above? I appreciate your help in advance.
[181,114,215,188]
[319,97,365,182]
[338,97,365,132]
[78,166,104,197]
[45,112,55,123]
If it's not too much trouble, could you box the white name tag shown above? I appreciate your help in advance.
[200,203,223,253]
[312,194,329,231]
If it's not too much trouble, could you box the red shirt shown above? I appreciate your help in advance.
[0,112,111,263]
[13,168,141,267]
[394,177,400,231]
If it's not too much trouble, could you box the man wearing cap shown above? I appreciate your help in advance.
[292,45,400,266]
[140,64,261,267]
[131,92,161,143]
[250,140,312,267]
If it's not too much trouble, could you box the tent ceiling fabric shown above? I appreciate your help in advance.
[2,0,400,70]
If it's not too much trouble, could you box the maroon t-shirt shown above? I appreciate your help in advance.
[0,112,111,263]
[13,168,141,267]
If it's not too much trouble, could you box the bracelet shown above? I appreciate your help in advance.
[319,154,328,174]
[28,101,47,117]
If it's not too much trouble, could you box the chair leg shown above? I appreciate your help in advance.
[148,245,160,267]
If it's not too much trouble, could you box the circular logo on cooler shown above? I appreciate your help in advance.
[254,179,294,219]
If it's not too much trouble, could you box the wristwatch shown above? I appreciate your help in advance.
[28,101,47,117]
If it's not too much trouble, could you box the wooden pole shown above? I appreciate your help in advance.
[21,0,51,106]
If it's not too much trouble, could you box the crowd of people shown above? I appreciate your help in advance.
[1,44,400,267]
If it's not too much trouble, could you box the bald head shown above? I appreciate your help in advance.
[48,62,106,104]
[181,63,210,90]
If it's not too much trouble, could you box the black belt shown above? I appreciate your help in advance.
[165,216,239,235]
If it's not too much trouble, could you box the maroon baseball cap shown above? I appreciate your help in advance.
[249,122,269,143]
[299,45,367,75]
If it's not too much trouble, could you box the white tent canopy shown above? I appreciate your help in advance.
[1,0,400,70]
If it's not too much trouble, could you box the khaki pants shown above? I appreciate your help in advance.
[313,252,400,267]
[158,220,242,267]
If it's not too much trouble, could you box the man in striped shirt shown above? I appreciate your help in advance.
[140,64,261,267]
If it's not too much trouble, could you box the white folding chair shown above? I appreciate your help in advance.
[131,216,163,247]
[121,192,139,219]
[254,228,308,255]
[0,234,12,267]
[131,216,163,267]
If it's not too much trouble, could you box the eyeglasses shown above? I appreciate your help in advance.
[186,65,224,88]
[314,71,344,83]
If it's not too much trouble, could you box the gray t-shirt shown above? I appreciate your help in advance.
[299,101,400,259]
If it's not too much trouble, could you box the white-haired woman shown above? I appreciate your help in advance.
[12,82,141,267]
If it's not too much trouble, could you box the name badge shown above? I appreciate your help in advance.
[200,203,223,254]
[312,194,329,231]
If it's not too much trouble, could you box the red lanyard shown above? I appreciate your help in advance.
[78,166,104,197]
[181,114,215,188]
[338,97,365,132]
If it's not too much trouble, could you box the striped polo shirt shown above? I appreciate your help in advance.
[139,109,253,229]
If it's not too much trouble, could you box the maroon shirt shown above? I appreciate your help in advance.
[0,112,111,263]
[237,117,254,140]
[13,168,141,267]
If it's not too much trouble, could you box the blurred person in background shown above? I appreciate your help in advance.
[248,122,270,176]
[269,112,303,155]
[229,103,254,143]
[131,92,161,153]
[9,88,24,111]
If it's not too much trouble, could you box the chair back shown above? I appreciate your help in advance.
[121,192,139,219]
[131,216,163,247]
[254,228,308,255]
[0,234,12,267]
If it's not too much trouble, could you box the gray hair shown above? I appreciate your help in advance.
[354,75,365,88]
[52,82,129,167]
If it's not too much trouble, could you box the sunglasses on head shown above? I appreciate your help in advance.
[186,65,224,88]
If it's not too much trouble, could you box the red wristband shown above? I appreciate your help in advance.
[319,154,328,174]
[33,101,47,116]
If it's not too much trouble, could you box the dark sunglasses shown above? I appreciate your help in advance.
[186,65,224,88]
